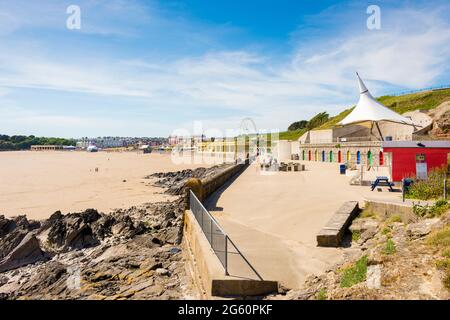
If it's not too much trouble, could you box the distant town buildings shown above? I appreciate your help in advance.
[168,134,207,148]
[76,137,167,149]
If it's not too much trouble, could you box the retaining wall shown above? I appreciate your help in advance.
[364,199,418,223]
[183,210,278,298]
[182,162,278,297]
[202,163,247,200]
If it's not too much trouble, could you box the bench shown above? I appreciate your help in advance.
[371,176,394,191]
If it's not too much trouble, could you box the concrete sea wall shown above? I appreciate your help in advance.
[182,162,279,298]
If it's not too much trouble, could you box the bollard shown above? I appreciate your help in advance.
[402,178,405,202]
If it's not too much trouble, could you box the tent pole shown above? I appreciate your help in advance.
[375,122,384,141]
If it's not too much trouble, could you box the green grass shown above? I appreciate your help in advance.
[278,128,308,141]
[435,258,450,290]
[352,230,361,242]
[428,226,450,291]
[443,249,450,258]
[316,288,327,300]
[340,255,368,288]
[381,226,392,236]
[387,215,402,224]
[359,209,378,219]
[427,226,450,247]
[316,108,355,130]
[383,239,396,255]
[378,88,450,114]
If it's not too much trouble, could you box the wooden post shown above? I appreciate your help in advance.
[444,178,447,201]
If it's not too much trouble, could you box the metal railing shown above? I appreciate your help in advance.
[189,190,263,280]
[390,84,450,96]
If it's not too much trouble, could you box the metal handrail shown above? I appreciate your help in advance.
[189,190,263,280]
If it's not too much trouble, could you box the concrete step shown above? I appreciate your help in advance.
[316,201,360,247]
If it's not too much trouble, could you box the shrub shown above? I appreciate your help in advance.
[429,200,450,217]
[340,255,368,288]
[406,167,449,200]
[413,200,450,218]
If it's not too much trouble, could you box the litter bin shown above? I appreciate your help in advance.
[403,178,414,191]
[339,164,346,175]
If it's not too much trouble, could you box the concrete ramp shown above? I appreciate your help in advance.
[183,209,278,298]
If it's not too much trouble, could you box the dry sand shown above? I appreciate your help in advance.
[0,151,208,220]
[206,161,403,289]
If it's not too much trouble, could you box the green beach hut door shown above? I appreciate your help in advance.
[368,151,373,166]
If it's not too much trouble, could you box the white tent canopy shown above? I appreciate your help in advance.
[338,73,413,126]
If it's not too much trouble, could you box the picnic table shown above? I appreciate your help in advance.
[371,176,395,192]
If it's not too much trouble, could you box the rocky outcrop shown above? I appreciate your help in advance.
[0,166,224,299]
[0,196,196,300]
[406,218,441,239]
[349,218,380,245]
[47,209,102,251]
[268,212,450,300]
[428,101,450,137]
[0,215,41,260]
[0,233,47,272]
[147,164,229,195]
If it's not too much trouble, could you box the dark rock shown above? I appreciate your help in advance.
[0,275,7,287]
[47,209,103,251]
[146,165,229,195]
[0,215,41,259]
[169,247,181,254]
[0,233,47,272]
[15,261,67,296]
[151,237,163,245]
[0,215,16,237]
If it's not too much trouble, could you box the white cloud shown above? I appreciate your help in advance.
[0,1,450,136]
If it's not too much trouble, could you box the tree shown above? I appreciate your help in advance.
[306,112,329,130]
[288,120,308,131]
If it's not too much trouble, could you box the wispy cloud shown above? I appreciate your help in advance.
[0,1,450,137]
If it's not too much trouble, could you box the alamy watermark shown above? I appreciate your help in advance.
[168,119,284,175]
[367,5,381,30]
[66,264,81,290]
[66,5,81,30]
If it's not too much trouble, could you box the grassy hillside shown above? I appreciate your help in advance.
[279,128,308,140]
[279,88,450,141]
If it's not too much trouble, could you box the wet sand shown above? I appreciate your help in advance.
[0,151,208,220]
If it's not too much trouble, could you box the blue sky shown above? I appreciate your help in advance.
[1,0,450,138]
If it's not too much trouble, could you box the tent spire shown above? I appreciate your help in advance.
[356,72,369,95]
[337,72,413,126]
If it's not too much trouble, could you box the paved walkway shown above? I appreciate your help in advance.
[205,161,405,289]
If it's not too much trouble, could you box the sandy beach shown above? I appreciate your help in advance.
[206,161,404,289]
[0,151,209,220]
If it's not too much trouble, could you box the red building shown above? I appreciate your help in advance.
[382,141,450,181]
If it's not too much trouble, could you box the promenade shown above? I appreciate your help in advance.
[206,161,402,288]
